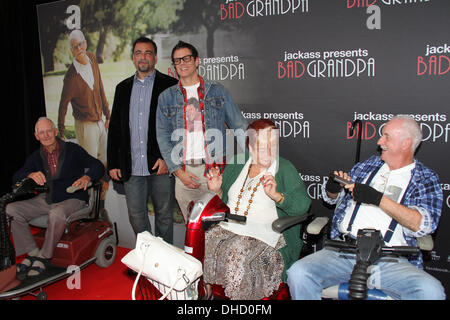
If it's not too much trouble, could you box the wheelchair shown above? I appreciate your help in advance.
[301,216,434,300]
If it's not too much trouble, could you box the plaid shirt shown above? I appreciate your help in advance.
[322,155,443,269]
[42,140,61,178]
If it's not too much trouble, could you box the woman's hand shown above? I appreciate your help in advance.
[206,167,222,194]
[262,173,283,203]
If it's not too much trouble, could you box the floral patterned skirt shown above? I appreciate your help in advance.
[203,225,286,300]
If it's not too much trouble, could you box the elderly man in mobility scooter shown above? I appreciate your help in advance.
[287,115,445,300]
[6,117,104,280]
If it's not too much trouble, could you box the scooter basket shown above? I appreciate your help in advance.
[137,276,200,300]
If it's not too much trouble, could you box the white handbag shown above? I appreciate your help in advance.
[121,231,203,300]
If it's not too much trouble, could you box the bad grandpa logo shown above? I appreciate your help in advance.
[199,55,245,81]
[220,0,309,20]
[417,44,450,76]
[346,0,432,8]
[278,48,375,79]
[241,111,309,139]
[348,112,450,143]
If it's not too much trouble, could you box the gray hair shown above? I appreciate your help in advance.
[68,29,85,44]
[391,115,422,153]
[35,117,56,133]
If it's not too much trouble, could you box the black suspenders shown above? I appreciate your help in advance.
[345,166,411,243]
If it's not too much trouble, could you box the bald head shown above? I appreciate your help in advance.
[377,115,423,169]
[35,117,55,133]
[34,117,58,150]
[68,29,85,44]
[390,115,423,153]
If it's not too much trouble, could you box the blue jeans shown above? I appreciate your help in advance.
[287,248,445,300]
[123,174,175,244]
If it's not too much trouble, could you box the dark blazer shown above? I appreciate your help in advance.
[107,70,178,182]
[13,140,105,204]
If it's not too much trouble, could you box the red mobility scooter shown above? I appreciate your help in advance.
[137,191,309,300]
[0,178,117,300]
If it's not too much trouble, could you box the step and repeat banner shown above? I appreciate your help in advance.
[36,0,449,295]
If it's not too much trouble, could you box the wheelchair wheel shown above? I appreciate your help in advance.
[95,235,116,268]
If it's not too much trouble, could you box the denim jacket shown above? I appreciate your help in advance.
[156,78,248,174]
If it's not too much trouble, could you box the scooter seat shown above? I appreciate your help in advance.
[29,188,95,229]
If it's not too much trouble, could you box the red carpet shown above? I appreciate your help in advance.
[20,247,135,300]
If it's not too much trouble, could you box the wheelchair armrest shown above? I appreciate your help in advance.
[417,235,433,251]
[272,214,310,233]
[306,217,329,235]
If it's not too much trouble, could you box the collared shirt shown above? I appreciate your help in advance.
[42,140,61,178]
[129,70,155,176]
[321,155,443,269]
[73,56,94,90]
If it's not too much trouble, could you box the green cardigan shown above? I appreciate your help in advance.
[220,154,311,281]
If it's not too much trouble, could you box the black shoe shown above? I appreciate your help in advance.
[16,255,36,280]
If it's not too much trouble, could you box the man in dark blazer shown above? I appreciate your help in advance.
[107,37,178,243]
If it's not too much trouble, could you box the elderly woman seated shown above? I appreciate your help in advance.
[204,119,311,300]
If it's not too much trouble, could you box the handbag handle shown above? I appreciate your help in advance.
[158,268,187,300]
[131,243,151,300]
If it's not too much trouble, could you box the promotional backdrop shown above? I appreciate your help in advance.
[36,0,450,296]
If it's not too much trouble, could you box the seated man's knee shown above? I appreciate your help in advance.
[5,203,29,224]
[5,202,21,218]
[47,208,66,227]
[287,258,310,286]
[406,275,445,300]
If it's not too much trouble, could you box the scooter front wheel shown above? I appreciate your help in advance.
[95,236,117,268]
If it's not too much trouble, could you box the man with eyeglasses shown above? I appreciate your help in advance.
[58,29,110,173]
[107,37,178,243]
[156,41,248,222]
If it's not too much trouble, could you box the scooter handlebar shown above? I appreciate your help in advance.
[382,246,420,256]
[324,239,356,252]
[226,213,247,223]
[324,239,421,256]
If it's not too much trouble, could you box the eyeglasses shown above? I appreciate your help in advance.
[172,54,194,65]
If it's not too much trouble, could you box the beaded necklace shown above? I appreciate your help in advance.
[234,165,265,216]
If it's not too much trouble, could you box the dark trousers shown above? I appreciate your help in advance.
[123,174,175,244]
